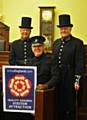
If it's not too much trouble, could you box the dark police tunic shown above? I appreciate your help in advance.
[28,53,59,87]
[9,38,34,65]
[53,35,84,120]
[2,38,34,120]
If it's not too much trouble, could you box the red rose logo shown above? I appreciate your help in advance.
[8,74,32,97]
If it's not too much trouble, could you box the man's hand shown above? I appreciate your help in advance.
[36,84,48,90]
[74,75,81,91]
[74,82,80,91]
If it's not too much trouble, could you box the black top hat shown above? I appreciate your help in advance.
[19,17,33,29]
[30,36,45,46]
[57,14,73,27]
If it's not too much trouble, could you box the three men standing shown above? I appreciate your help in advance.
[9,14,84,120]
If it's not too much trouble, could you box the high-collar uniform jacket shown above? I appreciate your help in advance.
[28,53,59,87]
[9,38,34,65]
[4,38,34,120]
[53,35,84,120]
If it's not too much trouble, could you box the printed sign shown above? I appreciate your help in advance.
[2,66,37,114]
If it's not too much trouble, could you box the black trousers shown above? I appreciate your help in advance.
[55,69,76,120]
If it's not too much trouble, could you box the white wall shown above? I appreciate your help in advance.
[2,0,87,44]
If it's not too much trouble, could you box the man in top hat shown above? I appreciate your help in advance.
[5,17,35,120]
[9,17,34,65]
[28,35,59,89]
[53,14,84,120]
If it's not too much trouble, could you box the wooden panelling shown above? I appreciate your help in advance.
[0,22,10,51]
[35,88,55,120]
[0,51,9,78]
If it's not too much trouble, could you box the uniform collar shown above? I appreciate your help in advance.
[21,38,31,43]
[61,35,72,42]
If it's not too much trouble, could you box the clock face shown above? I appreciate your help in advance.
[42,10,52,21]
[39,7,55,49]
